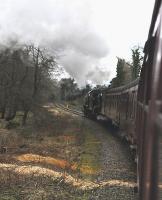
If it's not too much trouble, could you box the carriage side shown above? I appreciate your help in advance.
[102,80,138,144]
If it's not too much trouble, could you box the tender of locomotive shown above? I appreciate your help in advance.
[83,89,102,117]
[83,0,162,199]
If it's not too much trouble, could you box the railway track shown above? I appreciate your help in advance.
[54,103,137,199]
[54,103,137,162]
[54,103,84,117]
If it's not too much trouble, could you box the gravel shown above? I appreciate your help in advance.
[83,119,138,200]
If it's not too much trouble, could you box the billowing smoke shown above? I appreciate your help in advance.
[0,0,110,86]
[86,66,110,85]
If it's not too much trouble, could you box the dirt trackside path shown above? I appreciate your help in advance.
[0,105,137,200]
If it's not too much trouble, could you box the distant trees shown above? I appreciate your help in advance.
[0,41,58,125]
[109,58,128,88]
[131,47,143,80]
[60,78,78,101]
[109,46,143,88]
[115,58,125,86]
[60,80,93,102]
[81,84,92,96]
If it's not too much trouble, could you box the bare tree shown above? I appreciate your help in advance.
[0,42,58,126]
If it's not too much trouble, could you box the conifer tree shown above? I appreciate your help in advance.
[131,47,143,80]
[116,57,125,86]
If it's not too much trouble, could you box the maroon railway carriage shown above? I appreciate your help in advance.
[136,0,162,199]
[83,0,162,199]
[101,0,162,198]
[101,79,138,145]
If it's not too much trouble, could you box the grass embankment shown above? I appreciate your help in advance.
[79,130,101,177]
[0,105,101,200]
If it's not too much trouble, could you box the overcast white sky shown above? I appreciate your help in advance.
[0,0,155,86]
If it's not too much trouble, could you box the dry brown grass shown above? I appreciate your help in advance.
[15,153,73,170]
[0,106,101,199]
[0,105,137,199]
[0,163,136,190]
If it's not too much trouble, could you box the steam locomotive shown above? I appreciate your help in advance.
[83,0,162,199]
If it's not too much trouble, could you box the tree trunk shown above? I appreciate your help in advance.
[1,106,6,119]
[5,109,17,121]
[22,110,28,126]
[5,103,17,121]
[32,48,40,98]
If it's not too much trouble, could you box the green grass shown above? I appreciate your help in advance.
[79,129,101,178]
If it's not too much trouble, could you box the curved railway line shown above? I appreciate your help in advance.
[54,103,84,117]
[53,103,137,199]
